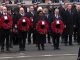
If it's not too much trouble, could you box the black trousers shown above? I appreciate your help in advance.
[77,35,80,45]
[10,32,18,46]
[77,27,80,45]
[64,26,73,46]
[42,0,45,3]
[18,31,27,50]
[77,47,80,60]
[33,30,37,44]
[28,32,31,44]
[48,32,51,43]
[73,27,77,42]
[37,43,44,50]
[52,33,60,49]
[35,32,46,50]
[0,30,1,46]
[61,28,66,43]
[28,28,33,44]
[64,35,73,45]
[1,29,10,50]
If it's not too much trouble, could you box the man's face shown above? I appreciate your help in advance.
[3,7,7,13]
[19,8,24,13]
[33,4,38,8]
[64,3,68,8]
[43,8,48,14]
[29,6,34,12]
[54,9,59,14]
[49,6,53,9]
[18,5,22,8]
[67,5,72,10]
[77,5,80,10]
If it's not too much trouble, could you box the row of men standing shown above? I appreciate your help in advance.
[0,3,80,52]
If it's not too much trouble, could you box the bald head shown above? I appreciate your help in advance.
[19,7,24,14]
[0,6,3,10]
[20,7,24,10]
[54,8,59,14]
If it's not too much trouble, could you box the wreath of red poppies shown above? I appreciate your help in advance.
[0,15,12,29]
[17,17,32,31]
[36,20,49,34]
[51,20,64,33]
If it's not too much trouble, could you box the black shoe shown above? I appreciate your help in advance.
[28,43,31,45]
[69,44,73,46]
[78,43,80,45]
[65,44,68,46]
[65,43,68,46]
[56,48,60,50]
[10,45,13,48]
[22,48,26,51]
[19,48,22,51]
[6,49,10,52]
[42,48,45,50]
[1,49,4,52]
[54,48,60,50]
[54,48,57,50]
[48,42,51,44]
[38,48,41,51]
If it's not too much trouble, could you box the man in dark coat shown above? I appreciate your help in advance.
[50,8,63,50]
[43,8,51,44]
[10,8,19,47]
[17,7,28,51]
[0,7,12,52]
[76,5,80,45]
[26,5,35,44]
[58,3,69,45]
[72,3,78,43]
[64,4,74,46]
